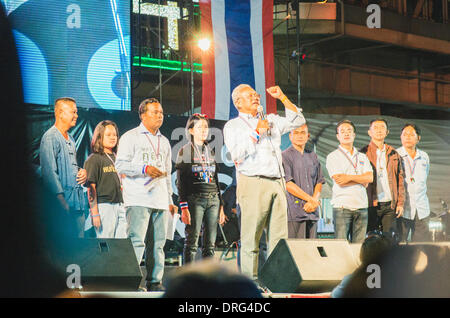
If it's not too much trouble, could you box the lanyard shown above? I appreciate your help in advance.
[338,146,358,173]
[376,146,386,173]
[191,142,213,183]
[406,156,417,183]
[144,133,161,158]
[104,152,123,189]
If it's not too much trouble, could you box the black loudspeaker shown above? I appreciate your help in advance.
[53,239,142,291]
[259,239,359,293]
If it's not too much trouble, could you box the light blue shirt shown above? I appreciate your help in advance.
[223,107,305,178]
[39,126,88,211]
[396,147,430,220]
[116,123,173,210]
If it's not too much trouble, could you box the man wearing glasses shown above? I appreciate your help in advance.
[223,84,305,282]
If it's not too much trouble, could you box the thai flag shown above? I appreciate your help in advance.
[200,0,275,120]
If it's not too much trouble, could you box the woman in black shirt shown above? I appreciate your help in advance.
[176,114,225,264]
[84,120,127,238]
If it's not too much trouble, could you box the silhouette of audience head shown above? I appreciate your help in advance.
[342,239,450,297]
[359,231,395,266]
[163,259,263,298]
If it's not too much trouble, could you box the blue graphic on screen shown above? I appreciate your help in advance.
[13,30,49,105]
[2,0,131,110]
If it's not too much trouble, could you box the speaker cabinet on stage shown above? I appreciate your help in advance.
[53,239,142,291]
[259,239,359,293]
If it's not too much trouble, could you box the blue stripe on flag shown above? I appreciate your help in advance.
[225,0,255,119]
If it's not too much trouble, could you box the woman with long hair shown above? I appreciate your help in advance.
[176,114,226,264]
[84,120,127,238]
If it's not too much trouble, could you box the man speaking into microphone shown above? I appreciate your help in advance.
[223,84,305,282]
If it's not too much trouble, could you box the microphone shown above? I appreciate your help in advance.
[257,105,271,136]
[257,105,266,120]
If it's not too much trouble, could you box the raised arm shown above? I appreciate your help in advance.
[266,86,305,135]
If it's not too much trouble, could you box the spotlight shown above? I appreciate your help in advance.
[198,38,211,51]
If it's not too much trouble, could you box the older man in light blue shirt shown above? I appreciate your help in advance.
[116,98,177,291]
[40,97,88,238]
[397,123,431,242]
[223,84,305,281]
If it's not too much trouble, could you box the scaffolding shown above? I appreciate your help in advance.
[131,0,450,115]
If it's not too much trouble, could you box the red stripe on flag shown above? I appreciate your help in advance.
[262,0,275,114]
[200,0,216,118]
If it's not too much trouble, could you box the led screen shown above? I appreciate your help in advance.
[2,0,131,110]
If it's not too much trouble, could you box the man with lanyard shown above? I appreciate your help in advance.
[326,120,373,243]
[396,123,431,242]
[223,84,305,282]
[116,98,178,291]
[40,97,88,238]
[360,118,405,236]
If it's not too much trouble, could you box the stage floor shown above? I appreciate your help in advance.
[79,291,331,298]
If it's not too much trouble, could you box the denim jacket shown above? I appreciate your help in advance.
[39,126,88,211]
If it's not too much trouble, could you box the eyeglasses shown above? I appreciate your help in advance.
[193,113,208,119]
[242,92,260,100]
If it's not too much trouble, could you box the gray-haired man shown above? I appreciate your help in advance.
[223,84,305,281]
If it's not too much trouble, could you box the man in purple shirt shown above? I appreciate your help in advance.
[282,124,325,239]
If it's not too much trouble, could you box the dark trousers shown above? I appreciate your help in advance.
[376,201,398,235]
[367,207,378,233]
[398,214,431,242]
[183,193,220,264]
[288,220,318,239]
[333,208,368,243]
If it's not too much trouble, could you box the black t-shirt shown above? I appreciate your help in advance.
[175,143,223,204]
[84,153,123,204]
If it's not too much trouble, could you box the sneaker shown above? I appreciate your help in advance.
[146,282,165,292]
[137,286,147,292]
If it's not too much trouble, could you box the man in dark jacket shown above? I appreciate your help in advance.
[360,118,405,235]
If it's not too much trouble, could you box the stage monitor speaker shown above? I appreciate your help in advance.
[259,239,359,293]
[52,238,142,291]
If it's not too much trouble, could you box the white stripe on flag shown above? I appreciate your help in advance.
[211,1,231,120]
[250,0,266,113]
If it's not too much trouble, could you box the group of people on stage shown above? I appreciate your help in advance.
[39,84,431,289]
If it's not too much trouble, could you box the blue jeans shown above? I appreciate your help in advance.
[94,203,128,239]
[126,206,167,283]
[184,192,220,263]
[333,208,368,243]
